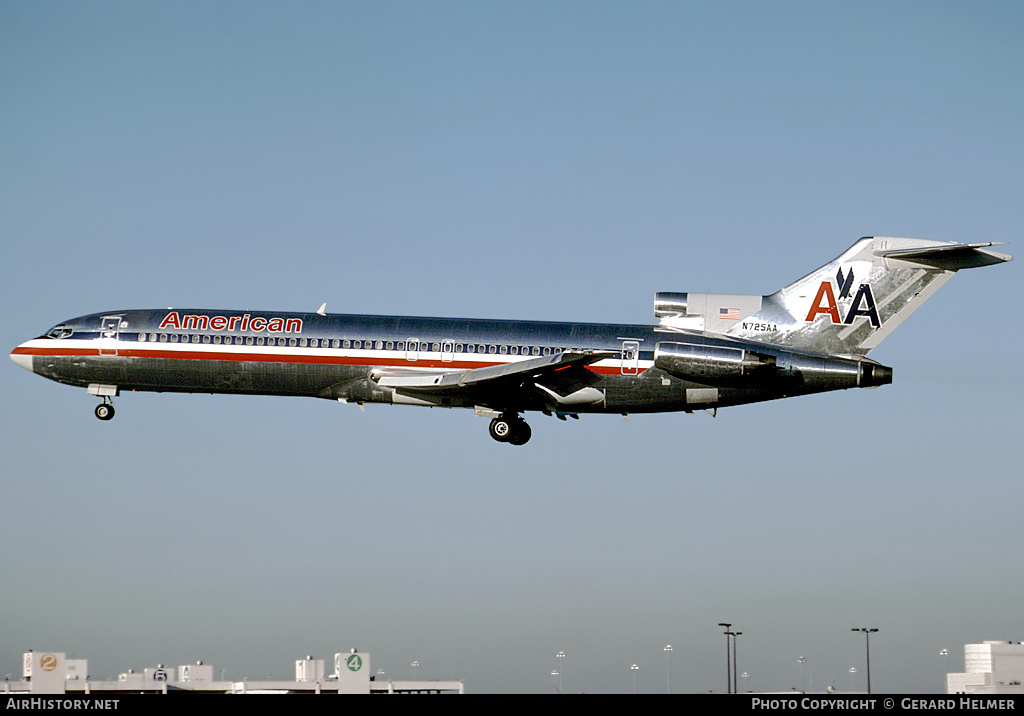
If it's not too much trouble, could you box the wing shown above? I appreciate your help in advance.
[371,349,617,409]
[373,349,616,389]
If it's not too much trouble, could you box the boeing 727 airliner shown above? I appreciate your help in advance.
[10,237,1011,444]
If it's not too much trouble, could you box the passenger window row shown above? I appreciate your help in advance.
[136,333,567,356]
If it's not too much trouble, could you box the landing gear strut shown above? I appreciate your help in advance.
[94,399,115,421]
[489,414,531,445]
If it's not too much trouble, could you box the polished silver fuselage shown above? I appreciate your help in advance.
[12,308,864,416]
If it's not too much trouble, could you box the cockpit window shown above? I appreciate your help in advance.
[46,325,73,339]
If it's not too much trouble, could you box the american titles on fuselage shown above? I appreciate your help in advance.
[158,311,304,334]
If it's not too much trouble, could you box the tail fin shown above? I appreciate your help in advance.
[655,238,1011,356]
[738,237,1012,356]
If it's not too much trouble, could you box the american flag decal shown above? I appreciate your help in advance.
[719,308,740,319]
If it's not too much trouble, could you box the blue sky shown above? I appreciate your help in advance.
[2,1,1021,693]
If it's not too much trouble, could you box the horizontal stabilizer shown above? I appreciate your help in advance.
[874,242,1012,269]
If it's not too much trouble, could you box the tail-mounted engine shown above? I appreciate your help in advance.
[654,342,776,386]
[654,341,892,390]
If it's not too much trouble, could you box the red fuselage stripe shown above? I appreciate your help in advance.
[12,345,632,376]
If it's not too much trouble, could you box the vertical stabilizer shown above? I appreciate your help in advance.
[722,237,1011,356]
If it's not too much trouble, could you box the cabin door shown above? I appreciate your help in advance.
[99,316,121,356]
[620,340,640,375]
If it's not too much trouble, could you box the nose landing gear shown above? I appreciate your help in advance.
[488,414,531,445]
[94,399,115,421]
[88,384,118,421]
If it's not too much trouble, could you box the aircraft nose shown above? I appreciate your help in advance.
[10,345,33,372]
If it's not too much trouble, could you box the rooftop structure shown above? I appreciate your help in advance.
[947,642,1024,694]
[5,650,463,695]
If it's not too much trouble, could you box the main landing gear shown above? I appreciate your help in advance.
[488,414,531,446]
[94,399,115,421]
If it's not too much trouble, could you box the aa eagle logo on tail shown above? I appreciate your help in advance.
[804,268,880,328]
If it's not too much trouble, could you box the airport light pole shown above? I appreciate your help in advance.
[797,656,807,692]
[719,623,732,693]
[631,663,639,694]
[556,651,565,693]
[664,644,673,694]
[940,648,949,693]
[851,628,878,694]
[732,631,742,694]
